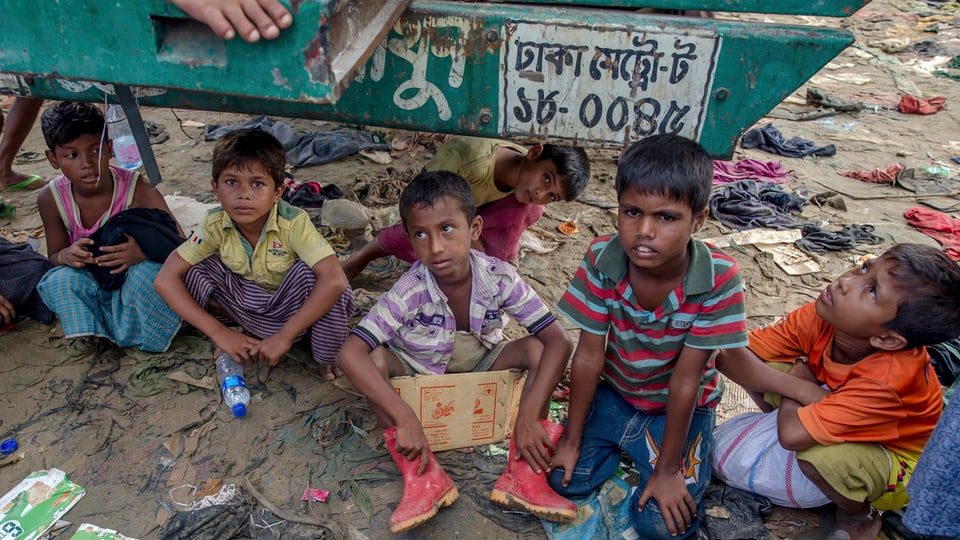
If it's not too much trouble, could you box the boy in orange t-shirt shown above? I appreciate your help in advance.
[716,243,960,540]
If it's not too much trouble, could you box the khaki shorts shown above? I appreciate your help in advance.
[762,361,913,510]
[398,331,506,376]
[798,442,912,510]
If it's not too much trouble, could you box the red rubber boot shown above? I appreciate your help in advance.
[489,419,577,522]
[383,426,459,533]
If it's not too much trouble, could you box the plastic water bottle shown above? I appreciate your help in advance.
[216,352,250,418]
[105,104,143,170]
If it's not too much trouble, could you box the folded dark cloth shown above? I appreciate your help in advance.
[282,181,343,208]
[205,116,297,149]
[795,223,884,255]
[87,208,185,291]
[0,238,54,323]
[205,117,389,168]
[708,180,807,231]
[741,123,837,158]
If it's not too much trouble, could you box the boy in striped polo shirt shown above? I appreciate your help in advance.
[337,170,577,533]
[548,135,748,539]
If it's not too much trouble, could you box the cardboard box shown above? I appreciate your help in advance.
[390,369,526,451]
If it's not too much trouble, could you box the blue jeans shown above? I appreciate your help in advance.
[548,382,716,539]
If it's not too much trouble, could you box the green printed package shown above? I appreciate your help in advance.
[70,523,138,540]
[0,469,85,540]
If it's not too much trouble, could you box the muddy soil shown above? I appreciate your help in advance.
[0,0,957,538]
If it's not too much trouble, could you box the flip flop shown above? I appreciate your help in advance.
[0,174,46,193]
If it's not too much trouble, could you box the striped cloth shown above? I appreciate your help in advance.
[37,262,181,352]
[559,235,748,412]
[184,257,354,364]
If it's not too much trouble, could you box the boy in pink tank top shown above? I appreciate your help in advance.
[35,102,183,352]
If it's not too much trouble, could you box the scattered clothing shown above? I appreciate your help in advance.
[712,159,792,184]
[205,116,296,149]
[806,87,865,113]
[910,39,948,58]
[287,129,388,168]
[838,163,905,184]
[709,180,807,231]
[810,191,847,211]
[904,207,960,260]
[898,94,947,115]
[87,208,185,291]
[903,392,960,537]
[184,257,354,365]
[143,120,169,145]
[927,338,960,402]
[700,483,771,540]
[282,181,342,208]
[204,116,388,168]
[795,223,884,255]
[741,124,837,158]
[0,238,54,323]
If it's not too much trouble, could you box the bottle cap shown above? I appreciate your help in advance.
[232,403,247,418]
[0,438,18,455]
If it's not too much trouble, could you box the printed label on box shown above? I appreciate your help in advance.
[391,369,526,451]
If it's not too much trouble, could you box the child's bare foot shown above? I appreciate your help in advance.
[0,171,46,192]
[827,507,881,540]
[319,363,342,381]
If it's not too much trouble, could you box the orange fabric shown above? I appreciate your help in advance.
[897,94,946,115]
[748,303,942,455]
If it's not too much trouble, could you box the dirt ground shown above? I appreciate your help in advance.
[1,0,958,538]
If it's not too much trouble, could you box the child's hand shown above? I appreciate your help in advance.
[169,0,293,42]
[638,467,697,537]
[256,334,294,366]
[214,327,261,365]
[95,234,147,274]
[395,421,431,475]
[0,294,14,324]
[551,433,581,487]
[60,238,96,268]
[512,417,554,474]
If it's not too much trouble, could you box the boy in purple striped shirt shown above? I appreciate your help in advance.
[337,170,576,533]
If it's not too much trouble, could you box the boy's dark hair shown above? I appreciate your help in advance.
[212,128,286,188]
[615,134,712,214]
[399,170,476,230]
[41,102,105,150]
[882,243,960,348]
[538,144,590,201]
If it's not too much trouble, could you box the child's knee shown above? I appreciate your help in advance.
[39,266,96,294]
[369,346,406,378]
